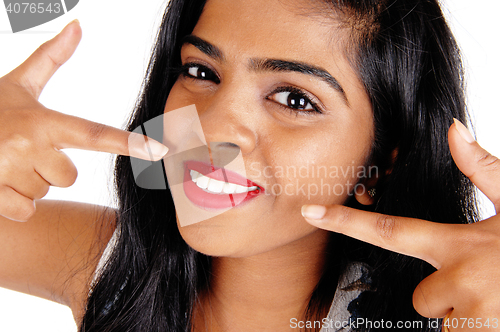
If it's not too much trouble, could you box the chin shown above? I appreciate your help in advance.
[178,222,241,257]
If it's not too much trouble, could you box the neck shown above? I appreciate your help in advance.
[193,229,333,332]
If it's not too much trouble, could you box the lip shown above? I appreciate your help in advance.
[184,160,263,188]
[183,160,264,210]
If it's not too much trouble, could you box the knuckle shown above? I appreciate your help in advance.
[0,187,34,221]
[34,185,50,200]
[476,151,500,172]
[375,214,397,241]
[61,167,78,188]
[15,202,36,221]
[37,42,63,68]
[3,133,34,154]
[18,74,40,98]
[62,156,78,186]
[85,122,107,148]
[0,110,46,152]
[334,205,352,227]
[51,151,78,188]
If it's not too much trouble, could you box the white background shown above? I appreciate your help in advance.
[0,0,499,331]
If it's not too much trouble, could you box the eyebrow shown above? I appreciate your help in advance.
[249,58,346,100]
[182,35,224,61]
[181,34,347,102]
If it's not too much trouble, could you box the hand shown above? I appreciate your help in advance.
[302,119,500,331]
[0,21,168,222]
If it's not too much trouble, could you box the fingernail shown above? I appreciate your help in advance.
[146,139,169,160]
[301,205,327,220]
[128,133,169,161]
[453,118,475,144]
[71,19,80,26]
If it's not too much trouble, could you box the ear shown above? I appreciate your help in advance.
[354,168,379,205]
[354,148,398,205]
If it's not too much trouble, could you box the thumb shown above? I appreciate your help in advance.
[449,118,500,212]
[7,20,82,99]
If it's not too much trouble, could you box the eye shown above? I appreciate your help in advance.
[267,86,322,114]
[181,63,220,84]
[272,91,313,110]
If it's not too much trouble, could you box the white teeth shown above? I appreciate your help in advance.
[235,185,248,194]
[223,182,237,194]
[195,172,209,189]
[190,170,200,183]
[207,178,224,193]
[189,170,258,194]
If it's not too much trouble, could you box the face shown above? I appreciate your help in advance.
[164,0,374,257]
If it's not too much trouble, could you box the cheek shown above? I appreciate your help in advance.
[165,77,373,257]
[267,124,373,206]
[164,81,197,113]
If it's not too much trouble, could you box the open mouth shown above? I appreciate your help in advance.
[183,160,263,210]
[189,169,259,194]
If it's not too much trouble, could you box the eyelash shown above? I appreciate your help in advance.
[176,62,323,116]
[178,62,220,83]
[266,86,322,116]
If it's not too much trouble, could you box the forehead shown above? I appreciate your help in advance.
[191,0,371,111]
[194,0,344,61]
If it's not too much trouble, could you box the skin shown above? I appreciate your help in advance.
[164,0,374,329]
[0,22,167,222]
[0,4,499,332]
[304,123,500,329]
[0,200,116,324]
[168,0,374,257]
[0,21,164,324]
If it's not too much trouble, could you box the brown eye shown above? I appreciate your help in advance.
[183,64,220,83]
[269,91,314,111]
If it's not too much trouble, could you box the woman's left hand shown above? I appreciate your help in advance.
[302,119,500,331]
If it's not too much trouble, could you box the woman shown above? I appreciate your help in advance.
[0,0,499,331]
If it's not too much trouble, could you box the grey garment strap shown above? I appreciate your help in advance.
[320,262,373,332]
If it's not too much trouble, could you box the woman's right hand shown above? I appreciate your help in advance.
[0,20,168,222]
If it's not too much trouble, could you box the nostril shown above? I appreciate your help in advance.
[209,142,242,166]
[209,142,240,151]
[217,142,239,148]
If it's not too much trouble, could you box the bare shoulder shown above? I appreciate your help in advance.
[0,200,116,324]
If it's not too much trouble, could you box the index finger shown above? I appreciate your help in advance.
[48,110,168,161]
[302,204,450,269]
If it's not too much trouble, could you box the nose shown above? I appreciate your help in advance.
[197,83,258,156]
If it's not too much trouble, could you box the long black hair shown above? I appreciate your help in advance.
[80,0,479,331]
